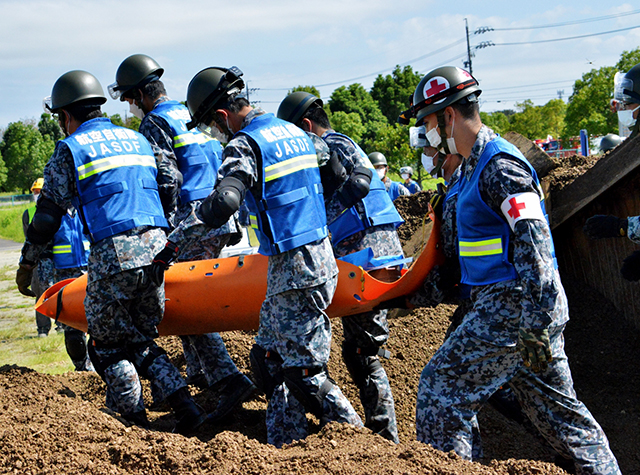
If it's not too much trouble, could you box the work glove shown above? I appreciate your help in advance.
[517,328,552,373]
[621,251,640,281]
[583,215,627,239]
[149,241,179,286]
[16,258,36,297]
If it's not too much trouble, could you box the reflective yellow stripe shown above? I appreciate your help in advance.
[459,238,503,257]
[174,132,211,148]
[264,154,318,182]
[249,214,259,229]
[77,154,156,180]
[52,245,72,254]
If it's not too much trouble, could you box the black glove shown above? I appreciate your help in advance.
[583,215,627,239]
[149,241,179,286]
[621,251,640,281]
[337,166,373,209]
[16,258,36,297]
[227,231,243,247]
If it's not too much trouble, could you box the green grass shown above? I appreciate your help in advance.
[0,265,74,374]
[0,203,30,242]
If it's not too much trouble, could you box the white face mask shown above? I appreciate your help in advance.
[421,152,437,175]
[376,168,386,180]
[618,105,639,127]
[33,193,40,202]
[401,173,410,180]
[445,117,458,155]
[425,126,441,149]
[129,102,145,120]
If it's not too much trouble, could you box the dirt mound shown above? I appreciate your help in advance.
[545,154,601,193]
[1,190,638,474]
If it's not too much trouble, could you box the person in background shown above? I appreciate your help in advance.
[368,152,409,201]
[399,166,421,194]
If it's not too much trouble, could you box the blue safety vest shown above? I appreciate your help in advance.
[64,117,168,243]
[457,136,556,286]
[323,132,404,244]
[239,113,327,256]
[147,100,222,203]
[52,211,90,269]
[406,180,421,194]
[387,180,402,201]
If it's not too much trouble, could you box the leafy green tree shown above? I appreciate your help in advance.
[616,47,640,73]
[328,111,366,144]
[564,65,617,137]
[328,83,388,148]
[290,85,321,98]
[108,113,140,131]
[480,111,512,135]
[510,100,546,139]
[0,149,7,189]
[540,99,566,138]
[368,122,418,173]
[38,113,63,142]
[0,121,54,192]
[370,65,423,124]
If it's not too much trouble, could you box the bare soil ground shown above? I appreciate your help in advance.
[1,155,638,474]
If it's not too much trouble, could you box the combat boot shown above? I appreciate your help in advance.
[209,373,257,422]
[167,387,208,436]
[122,409,150,430]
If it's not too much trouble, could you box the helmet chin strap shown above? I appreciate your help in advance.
[436,110,453,155]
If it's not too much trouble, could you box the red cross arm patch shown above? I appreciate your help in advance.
[500,192,545,231]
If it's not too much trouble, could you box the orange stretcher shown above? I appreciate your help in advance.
[36,217,443,336]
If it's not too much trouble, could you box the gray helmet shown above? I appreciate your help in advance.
[400,166,413,176]
[277,91,323,125]
[620,64,640,105]
[108,54,164,101]
[600,133,622,152]
[368,152,387,167]
[411,66,481,126]
[185,66,244,130]
[45,70,106,112]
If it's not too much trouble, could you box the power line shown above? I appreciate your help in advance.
[494,24,640,46]
[489,8,640,31]
[487,79,575,91]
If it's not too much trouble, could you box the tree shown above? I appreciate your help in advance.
[328,111,366,144]
[564,66,617,137]
[0,121,54,193]
[509,100,546,139]
[290,85,321,98]
[540,99,566,139]
[38,113,63,142]
[108,113,140,131]
[616,47,640,73]
[328,83,388,148]
[480,111,512,135]
[0,149,7,189]
[370,65,423,124]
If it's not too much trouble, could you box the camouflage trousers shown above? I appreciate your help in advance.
[32,257,55,335]
[86,267,185,415]
[416,321,621,475]
[177,233,243,388]
[334,224,402,443]
[255,276,363,447]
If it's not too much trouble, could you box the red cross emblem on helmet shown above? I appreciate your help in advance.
[423,76,450,103]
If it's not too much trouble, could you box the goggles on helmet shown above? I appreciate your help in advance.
[409,125,433,149]
[42,96,53,113]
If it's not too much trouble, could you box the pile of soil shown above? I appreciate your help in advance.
[545,154,601,193]
[1,189,638,474]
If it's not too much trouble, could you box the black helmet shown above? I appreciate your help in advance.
[277,91,323,125]
[368,152,387,167]
[44,70,106,112]
[620,64,640,105]
[108,54,164,101]
[185,66,244,130]
[600,134,622,152]
[411,66,481,125]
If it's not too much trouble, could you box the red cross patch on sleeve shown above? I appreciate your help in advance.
[500,192,545,231]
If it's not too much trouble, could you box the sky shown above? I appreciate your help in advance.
[1,0,639,131]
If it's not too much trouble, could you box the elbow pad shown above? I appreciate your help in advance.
[319,153,347,199]
[337,166,372,209]
[200,175,246,228]
[26,198,65,245]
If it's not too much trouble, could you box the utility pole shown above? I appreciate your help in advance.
[465,18,473,75]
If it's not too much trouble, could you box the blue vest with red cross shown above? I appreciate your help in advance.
[239,113,328,256]
[64,117,168,243]
[456,136,556,286]
[323,132,404,244]
[147,100,223,203]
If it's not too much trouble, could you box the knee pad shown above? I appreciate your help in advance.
[128,342,167,379]
[342,342,386,388]
[249,344,283,399]
[283,366,335,419]
[87,337,131,381]
[64,330,87,362]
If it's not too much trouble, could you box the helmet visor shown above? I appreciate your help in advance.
[107,81,122,101]
[409,125,431,149]
[42,96,53,113]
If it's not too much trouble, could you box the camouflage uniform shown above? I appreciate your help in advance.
[625,216,640,242]
[139,96,243,390]
[415,126,621,474]
[22,140,186,417]
[168,109,362,447]
[322,130,403,443]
